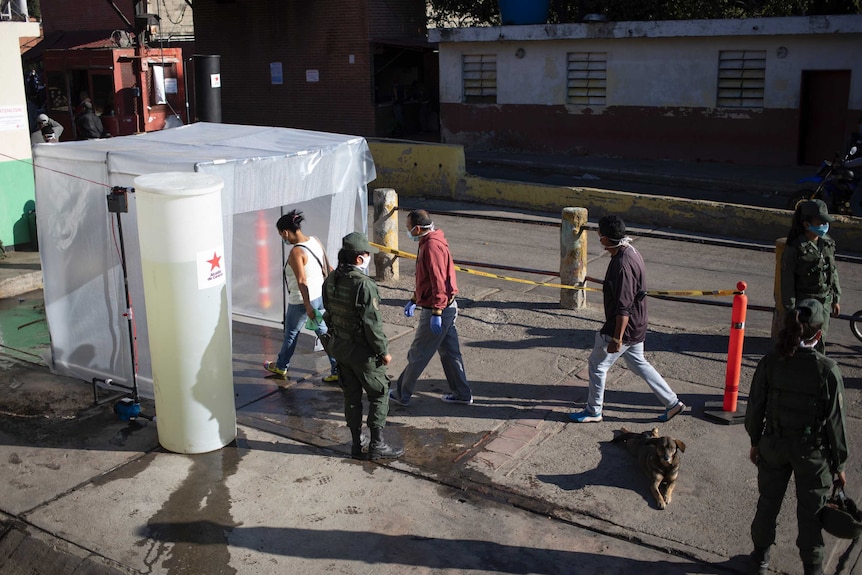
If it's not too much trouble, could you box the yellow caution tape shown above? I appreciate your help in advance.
[371,243,597,291]
[647,289,740,297]
[370,243,740,297]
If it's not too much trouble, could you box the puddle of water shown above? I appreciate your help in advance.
[138,433,246,574]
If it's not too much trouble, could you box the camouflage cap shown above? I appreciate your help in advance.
[799,199,834,223]
[341,232,378,254]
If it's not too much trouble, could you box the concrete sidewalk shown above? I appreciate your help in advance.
[0,250,41,300]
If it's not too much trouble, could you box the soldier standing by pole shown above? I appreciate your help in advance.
[745,299,848,575]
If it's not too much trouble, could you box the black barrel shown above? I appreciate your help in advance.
[193,54,222,123]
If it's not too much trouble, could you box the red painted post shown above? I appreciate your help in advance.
[723,281,748,412]
[256,210,271,310]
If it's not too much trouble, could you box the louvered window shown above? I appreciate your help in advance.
[463,54,497,104]
[567,52,607,106]
[717,50,766,108]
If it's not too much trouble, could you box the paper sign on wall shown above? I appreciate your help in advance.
[0,105,27,132]
[306,69,319,83]
[270,62,283,85]
[197,246,226,290]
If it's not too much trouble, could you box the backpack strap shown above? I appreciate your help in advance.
[295,240,327,277]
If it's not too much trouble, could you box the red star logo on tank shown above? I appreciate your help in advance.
[207,252,222,271]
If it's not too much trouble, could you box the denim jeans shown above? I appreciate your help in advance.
[276,296,337,374]
[394,301,471,402]
[586,331,678,415]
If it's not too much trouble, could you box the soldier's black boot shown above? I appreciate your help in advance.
[349,427,368,459]
[369,427,404,460]
[802,563,823,575]
[749,547,769,575]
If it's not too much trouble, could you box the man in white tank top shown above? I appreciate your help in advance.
[264,210,338,381]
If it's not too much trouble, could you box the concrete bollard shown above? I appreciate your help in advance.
[560,207,587,309]
[373,188,399,281]
[771,237,786,341]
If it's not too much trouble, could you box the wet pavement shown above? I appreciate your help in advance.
[1,181,862,574]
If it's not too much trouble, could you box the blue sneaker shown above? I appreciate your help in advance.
[569,409,602,423]
[658,401,686,422]
[441,393,473,405]
[389,390,409,407]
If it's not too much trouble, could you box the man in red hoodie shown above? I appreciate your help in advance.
[390,209,473,406]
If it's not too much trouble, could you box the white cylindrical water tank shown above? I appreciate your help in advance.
[134,171,236,454]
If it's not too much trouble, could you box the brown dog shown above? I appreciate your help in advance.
[612,427,686,510]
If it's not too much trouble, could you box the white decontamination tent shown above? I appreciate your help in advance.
[32,123,376,399]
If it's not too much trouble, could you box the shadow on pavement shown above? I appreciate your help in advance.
[138,519,739,574]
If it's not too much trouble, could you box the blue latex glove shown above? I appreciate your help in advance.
[404,301,417,317]
[430,314,442,335]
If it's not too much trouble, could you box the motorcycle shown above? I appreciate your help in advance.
[788,146,862,217]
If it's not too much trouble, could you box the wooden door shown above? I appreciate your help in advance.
[798,70,851,165]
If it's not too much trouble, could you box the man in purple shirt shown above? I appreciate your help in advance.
[570,215,685,423]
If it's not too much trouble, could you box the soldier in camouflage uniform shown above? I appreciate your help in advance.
[745,298,848,575]
[322,232,403,460]
[780,199,841,353]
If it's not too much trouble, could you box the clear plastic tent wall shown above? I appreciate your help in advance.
[31,123,376,399]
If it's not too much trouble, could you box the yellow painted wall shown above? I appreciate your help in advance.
[367,139,465,199]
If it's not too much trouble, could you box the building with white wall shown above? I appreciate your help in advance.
[430,15,862,166]
[1,19,41,249]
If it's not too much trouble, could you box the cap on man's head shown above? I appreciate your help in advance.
[342,232,378,254]
[36,113,49,124]
[799,199,834,223]
[796,298,827,326]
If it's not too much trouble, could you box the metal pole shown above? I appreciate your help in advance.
[115,209,139,403]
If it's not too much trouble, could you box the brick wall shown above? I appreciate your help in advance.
[193,0,426,137]
[40,0,193,40]
[40,0,136,35]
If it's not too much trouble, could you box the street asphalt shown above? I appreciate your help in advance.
[0,156,861,575]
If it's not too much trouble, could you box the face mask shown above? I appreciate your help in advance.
[407,223,434,241]
[356,254,371,274]
[600,235,633,249]
[808,223,829,237]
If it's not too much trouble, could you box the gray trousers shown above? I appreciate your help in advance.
[394,301,471,402]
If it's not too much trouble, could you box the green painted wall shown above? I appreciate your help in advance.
[0,159,36,250]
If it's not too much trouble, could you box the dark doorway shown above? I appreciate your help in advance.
[798,70,851,165]
[372,42,440,140]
